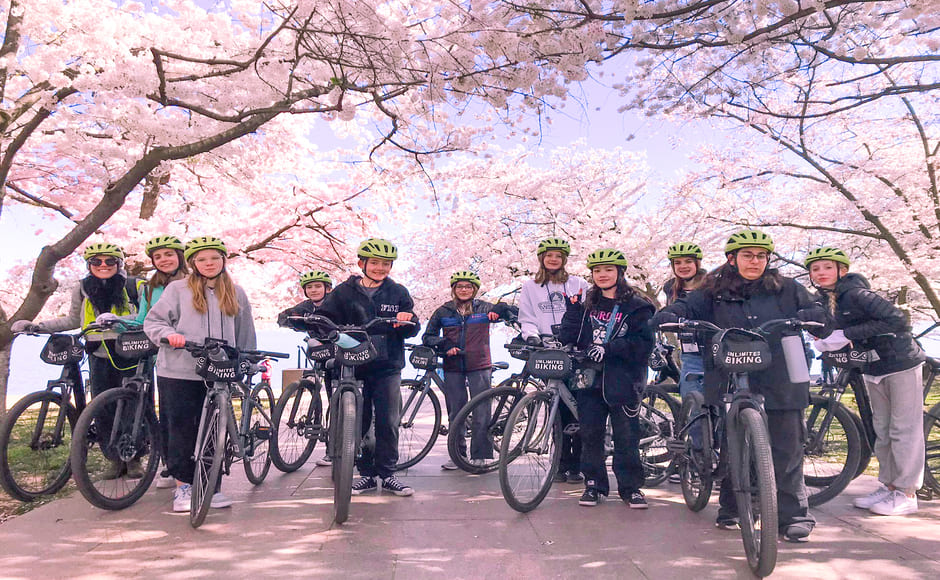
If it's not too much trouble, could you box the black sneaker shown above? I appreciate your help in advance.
[381,476,414,497]
[553,471,568,483]
[781,522,813,543]
[351,476,377,495]
[566,471,585,484]
[625,490,648,509]
[715,517,740,530]
[579,488,600,506]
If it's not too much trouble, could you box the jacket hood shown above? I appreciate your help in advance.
[835,272,871,296]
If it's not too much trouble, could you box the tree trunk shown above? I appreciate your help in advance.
[0,341,11,417]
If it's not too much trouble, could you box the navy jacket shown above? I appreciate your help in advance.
[559,292,655,407]
[316,275,420,378]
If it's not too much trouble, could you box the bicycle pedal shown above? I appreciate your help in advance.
[255,425,271,440]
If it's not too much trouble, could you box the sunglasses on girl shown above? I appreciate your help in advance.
[88,258,119,267]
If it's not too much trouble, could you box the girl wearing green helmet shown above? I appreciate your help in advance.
[519,238,589,483]
[144,236,257,512]
[559,249,656,508]
[134,236,188,325]
[12,242,144,479]
[422,271,515,470]
[653,229,826,541]
[807,248,926,516]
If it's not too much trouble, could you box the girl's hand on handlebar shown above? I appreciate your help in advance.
[166,333,186,348]
[487,311,499,322]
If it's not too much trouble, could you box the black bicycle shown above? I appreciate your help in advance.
[70,323,162,510]
[664,318,822,578]
[0,324,108,501]
[170,337,287,527]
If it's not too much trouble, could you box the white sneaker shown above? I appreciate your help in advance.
[441,461,459,470]
[853,485,891,509]
[869,490,918,516]
[470,459,489,467]
[155,474,177,489]
[315,455,332,467]
[210,492,233,509]
[172,484,192,512]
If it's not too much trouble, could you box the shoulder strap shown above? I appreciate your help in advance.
[124,276,142,306]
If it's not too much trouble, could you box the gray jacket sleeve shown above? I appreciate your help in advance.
[143,283,181,344]
[235,287,257,351]
[37,286,84,333]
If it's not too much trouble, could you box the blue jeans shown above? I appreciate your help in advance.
[442,369,493,459]
[680,353,705,449]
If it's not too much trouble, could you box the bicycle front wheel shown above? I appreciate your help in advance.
[732,407,778,578]
[395,379,441,470]
[191,395,226,528]
[803,395,862,507]
[333,390,357,525]
[243,382,275,485]
[70,388,160,510]
[498,391,560,513]
[677,391,714,512]
[924,402,940,494]
[271,380,322,473]
[0,390,77,501]
[448,385,524,474]
[639,384,681,487]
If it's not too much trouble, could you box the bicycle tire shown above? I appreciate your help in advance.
[243,382,275,485]
[924,401,940,494]
[498,390,560,513]
[733,407,778,578]
[395,379,442,470]
[270,380,322,472]
[448,385,525,474]
[333,390,356,524]
[495,375,543,392]
[70,388,160,510]
[191,395,226,528]
[0,390,78,501]
[677,391,714,512]
[639,384,681,487]
[803,395,862,507]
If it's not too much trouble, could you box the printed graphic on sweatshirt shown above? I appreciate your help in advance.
[589,309,625,345]
[537,291,567,314]
[379,303,401,314]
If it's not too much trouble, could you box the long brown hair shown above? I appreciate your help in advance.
[451,286,478,316]
[533,253,570,285]
[145,249,189,303]
[186,254,239,316]
[668,259,707,303]
[583,267,653,311]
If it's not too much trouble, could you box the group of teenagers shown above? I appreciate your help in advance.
[12,229,927,541]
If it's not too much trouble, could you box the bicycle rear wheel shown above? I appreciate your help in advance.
[243,382,275,485]
[333,390,357,524]
[732,408,777,578]
[70,388,160,510]
[803,395,862,506]
[924,402,940,494]
[0,390,78,501]
[498,391,560,513]
[271,380,322,472]
[639,384,680,487]
[448,385,524,474]
[191,395,226,528]
[677,391,714,512]
[395,379,441,470]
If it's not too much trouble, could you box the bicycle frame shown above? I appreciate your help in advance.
[32,362,85,450]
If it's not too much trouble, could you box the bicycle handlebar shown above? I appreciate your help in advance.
[291,314,416,341]
[660,318,824,336]
[159,337,288,360]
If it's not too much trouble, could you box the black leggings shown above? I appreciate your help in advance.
[156,376,207,485]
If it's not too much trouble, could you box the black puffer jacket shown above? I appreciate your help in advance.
[559,293,655,407]
[661,276,823,410]
[815,273,924,376]
[316,275,420,378]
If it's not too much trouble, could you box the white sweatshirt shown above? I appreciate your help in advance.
[518,276,589,339]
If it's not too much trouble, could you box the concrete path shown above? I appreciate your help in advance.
[1,443,938,579]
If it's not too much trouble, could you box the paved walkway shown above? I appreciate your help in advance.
[1,443,938,579]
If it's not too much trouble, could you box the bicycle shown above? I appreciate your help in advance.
[169,337,287,527]
[269,327,334,473]
[69,322,162,510]
[0,323,109,502]
[664,318,822,578]
[300,314,416,524]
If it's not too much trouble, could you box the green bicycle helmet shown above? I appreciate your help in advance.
[450,270,481,288]
[724,229,775,254]
[83,243,125,261]
[184,236,228,261]
[537,237,571,256]
[667,242,704,260]
[300,270,333,288]
[357,238,398,260]
[804,247,850,268]
[586,248,628,269]
[144,235,185,256]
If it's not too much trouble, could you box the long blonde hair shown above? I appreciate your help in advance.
[451,286,478,316]
[533,253,570,285]
[187,255,239,316]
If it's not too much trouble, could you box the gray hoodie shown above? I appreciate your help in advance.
[144,279,256,381]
